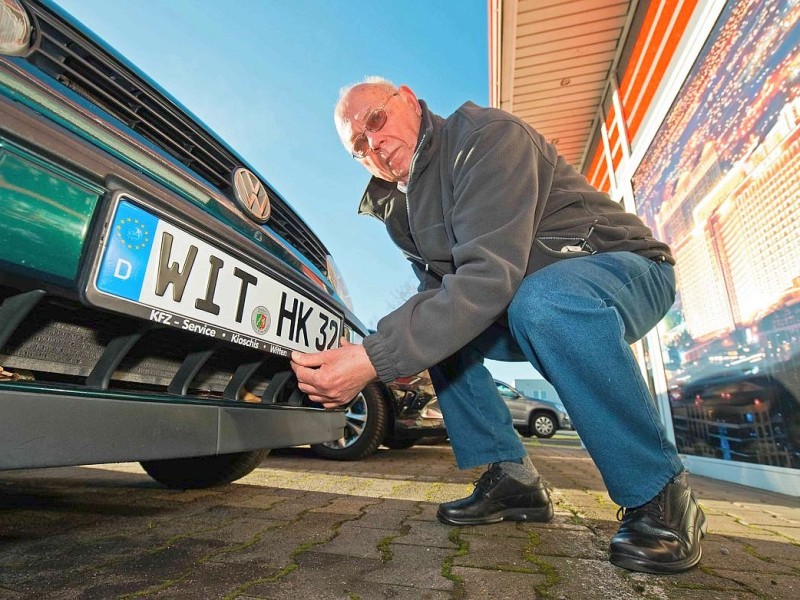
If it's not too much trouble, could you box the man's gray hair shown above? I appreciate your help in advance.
[336,76,396,111]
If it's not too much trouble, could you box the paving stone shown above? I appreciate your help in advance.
[28,536,230,597]
[245,551,450,600]
[453,532,533,571]
[217,492,292,510]
[354,505,416,531]
[181,516,289,545]
[372,498,424,513]
[527,526,607,560]
[542,556,648,599]
[1,531,171,589]
[259,491,335,520]
[450,566,547,599]
[733,536,800,571]
[393,518,458,549]
[147,488,223,503]
[662,564,755,592]
[458,520,530,539]
[659,586,757,599]
[699,537,799,575]
[106,559,280,600]
[707,568,799,600]
[311,522,391,561]
[706,517,789,540]
[361,543,453,591]
[721,507,800,527]
[309,495,381,515]
[204,510,347,567]
[516,517,591,533]
[408,502,441,522]
[755,525,800,542]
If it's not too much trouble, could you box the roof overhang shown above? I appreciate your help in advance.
[489,0,639,171]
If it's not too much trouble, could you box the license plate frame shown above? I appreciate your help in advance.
[84,193,343,357]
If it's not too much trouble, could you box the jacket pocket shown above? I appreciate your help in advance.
[534,236,595,258]
[530,236,595,272]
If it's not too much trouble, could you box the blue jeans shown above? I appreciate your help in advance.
[428,251,684,507]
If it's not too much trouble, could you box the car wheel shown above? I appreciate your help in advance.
[140,449,268,489]
[383,438,417,450]
[310,383,388,460]
[531,411,557,438]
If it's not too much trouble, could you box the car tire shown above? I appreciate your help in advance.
[516,425,534,438]
[383,438,417,450]
[140,449,269,489]
[530,411,557,439]
[310,383,388,461]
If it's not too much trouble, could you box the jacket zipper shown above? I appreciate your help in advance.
[404,131,431,273]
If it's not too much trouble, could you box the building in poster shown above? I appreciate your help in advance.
[633,0,800,471]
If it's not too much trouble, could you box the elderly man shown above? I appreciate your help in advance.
[290,78,706,574]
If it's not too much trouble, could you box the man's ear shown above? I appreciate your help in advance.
[397,85,420,113]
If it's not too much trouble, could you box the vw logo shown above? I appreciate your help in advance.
[232,168,271,223]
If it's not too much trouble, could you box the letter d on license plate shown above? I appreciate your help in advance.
[86,196,342,356]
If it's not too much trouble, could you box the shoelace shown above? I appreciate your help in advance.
[617,490,666,522]
[473,465,504,492]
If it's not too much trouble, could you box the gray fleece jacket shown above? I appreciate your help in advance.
[359,100,673,382]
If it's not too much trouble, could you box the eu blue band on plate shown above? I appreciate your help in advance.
[96,201,159,301]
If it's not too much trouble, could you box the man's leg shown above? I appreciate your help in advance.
[507,252,681,504]
[429,327,553,525]
[428,330,526,469]
[506,251,705,573]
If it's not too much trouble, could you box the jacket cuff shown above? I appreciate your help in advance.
[363,333,400,383]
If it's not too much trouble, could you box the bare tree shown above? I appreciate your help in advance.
[387,280,418,311]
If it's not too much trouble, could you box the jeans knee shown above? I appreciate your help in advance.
[508,276,550,332]
[508,271,601,340]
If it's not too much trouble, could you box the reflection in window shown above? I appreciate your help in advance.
[632,0,800,468]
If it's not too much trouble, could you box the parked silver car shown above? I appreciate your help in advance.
[495,380,572,438]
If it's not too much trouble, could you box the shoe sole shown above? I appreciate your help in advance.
[609,510,708,574]
[436,504,554,526]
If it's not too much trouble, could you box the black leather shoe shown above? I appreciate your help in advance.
[437,464,554,526]
[610,471,707,574]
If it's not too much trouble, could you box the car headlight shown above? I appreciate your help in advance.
[325,254,353,312]
[0,0,32,57]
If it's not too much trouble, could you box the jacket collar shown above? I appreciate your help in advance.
[357,99,443,220]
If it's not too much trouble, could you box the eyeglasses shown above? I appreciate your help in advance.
[350,92,399,159]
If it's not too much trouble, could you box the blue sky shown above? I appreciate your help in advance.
[55,0,543,384]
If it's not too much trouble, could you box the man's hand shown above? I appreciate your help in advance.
[290,338,378,409]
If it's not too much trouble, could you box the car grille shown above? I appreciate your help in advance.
[0,286,310,407]
[22,1,329,274]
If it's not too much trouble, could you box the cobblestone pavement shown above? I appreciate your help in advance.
[1,433,798,599]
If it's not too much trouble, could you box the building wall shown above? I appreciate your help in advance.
[585,0,700,195]
[514,378,560,402]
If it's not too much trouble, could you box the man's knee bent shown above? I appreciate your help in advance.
[507,268,603,336]
[507,273,561,332]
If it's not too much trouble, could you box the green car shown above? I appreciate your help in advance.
[0,0,366,487]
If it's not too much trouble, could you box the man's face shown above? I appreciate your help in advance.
[336,84,421,184]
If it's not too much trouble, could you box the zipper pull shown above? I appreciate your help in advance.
[580,220,598,251]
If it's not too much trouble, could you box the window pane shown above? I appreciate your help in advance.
[632,0,800,469]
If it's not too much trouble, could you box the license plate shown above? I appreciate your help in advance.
[86,196,342,357]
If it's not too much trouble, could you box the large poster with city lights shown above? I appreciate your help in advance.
[632,0,800,469]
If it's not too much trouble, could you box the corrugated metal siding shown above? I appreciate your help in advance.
[495,0,632,168]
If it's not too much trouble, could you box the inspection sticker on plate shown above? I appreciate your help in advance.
[86,197,342,356]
